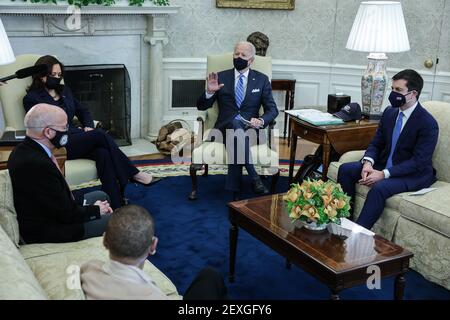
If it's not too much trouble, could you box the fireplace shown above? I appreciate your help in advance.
[64,64,131,146]
[0,3,179,139]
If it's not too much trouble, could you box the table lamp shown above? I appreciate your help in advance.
[346,1,410,120]
[0,18,15,66]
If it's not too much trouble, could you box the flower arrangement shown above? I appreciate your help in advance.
[283,179,351,227]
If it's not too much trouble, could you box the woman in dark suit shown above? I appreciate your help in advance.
[23,55,159,209]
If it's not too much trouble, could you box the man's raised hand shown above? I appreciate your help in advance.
[206,72,224,94]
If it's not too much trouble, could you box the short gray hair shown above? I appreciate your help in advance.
[235,41,256,59]
[24,103,63,133]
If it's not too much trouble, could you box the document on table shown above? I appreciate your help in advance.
[408,188,437,196]
[285,109,345,126]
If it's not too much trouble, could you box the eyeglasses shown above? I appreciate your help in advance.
[47,124,69,132]
[27,124,69,130]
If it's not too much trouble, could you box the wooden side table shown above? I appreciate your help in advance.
[288,116,378,184]
[272,79,296,142]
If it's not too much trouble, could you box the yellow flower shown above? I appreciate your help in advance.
[331,198,346,210]
[322,194,333,208]
[300,205,320,222]
[324,205,338,218]
[289,206,302,219]
[323,183,334,195]
[287,189,300,202]
[303,191,314,200]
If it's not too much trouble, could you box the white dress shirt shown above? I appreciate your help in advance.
[33,139,52,159]
[363,102,418,178]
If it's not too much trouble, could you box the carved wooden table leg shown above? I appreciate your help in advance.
[394,273,406,300]
[229,218,239,283]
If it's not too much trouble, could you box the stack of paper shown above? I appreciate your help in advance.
[286,109,344,126]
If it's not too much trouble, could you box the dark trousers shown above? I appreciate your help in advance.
[67,129,139,209]
[224,119,261,191]
[183,267,228,300]
[337,161,409,229]
[82,190,111,239]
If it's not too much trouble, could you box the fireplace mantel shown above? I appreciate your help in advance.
[0,2,179,140]
[0,2,179,15]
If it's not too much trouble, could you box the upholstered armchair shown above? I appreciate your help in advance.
[0,54,97,187]
[188,53,280,200]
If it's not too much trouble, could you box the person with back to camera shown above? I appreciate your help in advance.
[81,204,228,300]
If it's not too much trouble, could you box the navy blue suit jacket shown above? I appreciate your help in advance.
[23,86,94,131]
[196,69,278,131]
[364,102,439,189]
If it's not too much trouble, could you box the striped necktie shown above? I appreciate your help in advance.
[235,73,245,108]
[386,112,404,168]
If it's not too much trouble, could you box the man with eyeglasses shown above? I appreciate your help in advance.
[337,69,439,229]
[8,103,113,244]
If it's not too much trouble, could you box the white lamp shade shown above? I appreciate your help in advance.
[0,18,15,66]
[346,1,410,53]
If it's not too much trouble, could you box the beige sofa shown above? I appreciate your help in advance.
[327,100,450,291]
[0,169,180,300]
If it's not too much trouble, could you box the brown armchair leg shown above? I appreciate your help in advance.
[271,169,280,194]
[189,164,203,200]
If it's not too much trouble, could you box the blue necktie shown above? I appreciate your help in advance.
[386,111,404,169]
[234,74,245,120]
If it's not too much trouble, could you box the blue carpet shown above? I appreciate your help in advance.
[78,174,450,300]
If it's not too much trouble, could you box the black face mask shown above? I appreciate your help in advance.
[45,76,63,90]
[233,57,249,71]
[48,128,69,149]
[388,91,411,108]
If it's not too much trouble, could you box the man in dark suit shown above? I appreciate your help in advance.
[8,103,113,244]
[337,69,439,229]
[196,41,279,198]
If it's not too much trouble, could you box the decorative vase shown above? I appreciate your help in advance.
[295,220,329,232]
[361,53,388,120]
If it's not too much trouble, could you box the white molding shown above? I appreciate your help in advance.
[161,58,450,125]
[0,3,180,15]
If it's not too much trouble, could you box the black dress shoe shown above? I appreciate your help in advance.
[132,176,163,186]
[252,178,269,195]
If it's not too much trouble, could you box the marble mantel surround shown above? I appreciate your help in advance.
[0,1,179,140]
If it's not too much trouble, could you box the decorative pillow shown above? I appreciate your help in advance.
[0,170,20,247]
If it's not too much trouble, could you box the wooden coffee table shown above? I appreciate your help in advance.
[228,194,413,300]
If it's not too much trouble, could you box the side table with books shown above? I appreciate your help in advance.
[287,111,378,184]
